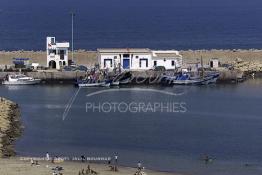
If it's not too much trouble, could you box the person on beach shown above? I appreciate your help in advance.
[114,155,118,164]
[30,158,34,166]
[81,155,86,162]
[137,161,142,171]
[86,165,91,174]
[108,157,111,165]
[114,155,118,171]
[46,152,50,161]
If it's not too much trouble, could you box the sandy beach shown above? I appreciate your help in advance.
[0,158,179,175]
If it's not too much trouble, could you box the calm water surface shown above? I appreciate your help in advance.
[0,79,262,175]
[0,0,262,50]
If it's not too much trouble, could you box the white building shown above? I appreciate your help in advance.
[152,50,183,70]
[46,37,70,69]
[98,48,182,71]
[210,58,219,68]
[98,48,152,71]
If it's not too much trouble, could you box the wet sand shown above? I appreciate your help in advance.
[0,158,179,175]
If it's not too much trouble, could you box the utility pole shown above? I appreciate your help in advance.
[70,12,75,63]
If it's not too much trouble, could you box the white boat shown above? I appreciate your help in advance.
[119,77,131,85]
[2,74,41,85]
[78,82,110,87]
[77,80,111,87]
[111,81,120,86]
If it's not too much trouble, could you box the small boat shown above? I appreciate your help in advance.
[78,81,110,87]
[119,77,131,85]
[110,80,120,86]
[105,78,120,86]
[2,74,41,85]
[172,72,219,85]
[77,79,110,87]
[113,71,132,85]
[160,75,177,85]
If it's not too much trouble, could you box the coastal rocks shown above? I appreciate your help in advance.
[232,61,262,72]
[0,97,22,157]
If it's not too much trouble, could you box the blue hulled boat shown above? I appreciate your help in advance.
[172,72,219,85]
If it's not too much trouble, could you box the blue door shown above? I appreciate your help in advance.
[123,59,130,69]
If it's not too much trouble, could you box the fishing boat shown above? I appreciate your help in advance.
[77,78,110,87]
[110,80,120,86]
[160,75,177,85]
[119,77,131,85]
[172,72,219,85]
[2,74,41,85]
[113,71,132,85]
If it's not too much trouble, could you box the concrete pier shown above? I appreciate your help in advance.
[0,69,244,84]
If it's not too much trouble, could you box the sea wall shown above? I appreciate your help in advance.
[0,98,22,157]
[0,49,262,67]
[0,71,87,83]
[180,49,262,64]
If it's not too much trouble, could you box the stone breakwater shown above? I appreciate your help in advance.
[0,97,22,157]
[0,49,262,66]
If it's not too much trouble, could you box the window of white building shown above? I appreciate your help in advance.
[154,61,157,66]
[139,58,148,68]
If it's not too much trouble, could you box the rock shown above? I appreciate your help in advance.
[0,97,22,158]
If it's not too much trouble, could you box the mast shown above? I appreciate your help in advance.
[71,12,75,63]
[200,56,204,78]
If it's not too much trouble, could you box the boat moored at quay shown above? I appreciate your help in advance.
[172,73,219,85]
[2,74,41,85]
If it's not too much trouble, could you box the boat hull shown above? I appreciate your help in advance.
[173,73,219,85]
[78,82,110,87]
[119,78,130,85]
[111,81,120,86]
[2,79,41,85]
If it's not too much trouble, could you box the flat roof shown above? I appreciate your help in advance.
[98,48,151,53]
[153,53,182,58]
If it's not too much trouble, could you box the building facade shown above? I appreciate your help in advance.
[152,50,183,70]
[46,37,70,69]
[98,48,182,71]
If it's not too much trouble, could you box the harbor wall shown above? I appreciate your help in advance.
[180,49,262,64]
[0,71,87,83]
[0,69,243,84]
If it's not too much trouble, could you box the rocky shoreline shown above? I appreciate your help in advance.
[0,97,22,157]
